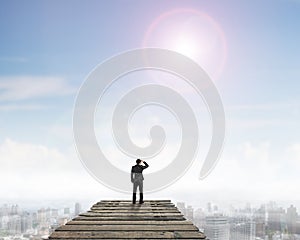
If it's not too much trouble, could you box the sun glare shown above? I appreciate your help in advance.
[174,35,201,59]
[143,9,227,80]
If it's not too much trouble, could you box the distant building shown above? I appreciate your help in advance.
[75,202,81,216]
[176,202,186,215]
[51,209,59,218]
[11,204,19,215]
[8,215,21,235]
[245,203,251,213]
[46,208,51,219]
[254,205,266,239]
[204,215,229,240]
[255,216,266,238]
[207,202,212,213]
[21,212,32,233]
[64,207,70,215]
[230,216,255,240]
[286,204,297,234]
[186,205,194,221]
[213,205,218,212]
[194,208,206,230]
[37,208,47,228]
[267,207,285,232]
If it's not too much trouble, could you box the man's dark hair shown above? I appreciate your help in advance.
[136,159,141,164]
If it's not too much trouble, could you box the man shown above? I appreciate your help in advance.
[131,159,149,204]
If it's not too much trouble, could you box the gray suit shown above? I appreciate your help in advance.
[131,161,149,193]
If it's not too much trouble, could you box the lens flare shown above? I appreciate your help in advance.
[143,8,228,80]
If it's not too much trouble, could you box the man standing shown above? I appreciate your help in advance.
[131,159,149,204]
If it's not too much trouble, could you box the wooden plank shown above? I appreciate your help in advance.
[95,202,174,204]
[89,210,180,213]
[66,220,194,225]
[80,212,183,217]
[57,225,199,231]
[98,200,171,202]
[88,210,181,213]
[49,230,206,239]
[74,216,185,221]
[95,202,174,205]
[93,204,175,207]
[90,209,178,212]
[90,208,178,211]
[91,204,178,210]
[94,203,175,205]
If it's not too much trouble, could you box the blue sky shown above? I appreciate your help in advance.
[0,0,300,209]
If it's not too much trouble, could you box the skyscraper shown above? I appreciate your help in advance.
[204,215,229,240]
[74,202,81,216]
[176,202,186,215]
[254,204,266,239]
[194,208,206,230]
[230,216,255,240]
[268,207,285,232]
[286,204,297,234]
[207,202,212,213]
[64,207,70,215]
[186,205,194,221]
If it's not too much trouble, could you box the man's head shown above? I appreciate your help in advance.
[136,159,142,165]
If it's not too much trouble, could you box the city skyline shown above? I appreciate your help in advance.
[1,200,299,239]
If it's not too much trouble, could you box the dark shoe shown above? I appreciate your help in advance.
[139,193,144,204]
[132,193,136,204]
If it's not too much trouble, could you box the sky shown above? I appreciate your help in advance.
[0,0,300,211]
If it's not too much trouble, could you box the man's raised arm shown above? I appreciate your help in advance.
[141,160,149,169]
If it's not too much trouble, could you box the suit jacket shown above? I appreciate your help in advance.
[131,162,149,183]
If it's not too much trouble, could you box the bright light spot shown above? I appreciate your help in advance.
[174,35,201,59]
[143,9,227,80]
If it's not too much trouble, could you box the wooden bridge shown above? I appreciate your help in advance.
[48,200,206,239]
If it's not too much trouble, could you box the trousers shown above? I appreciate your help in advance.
[133,180,143,193]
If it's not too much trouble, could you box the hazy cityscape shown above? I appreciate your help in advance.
[0,200,299,240]
[0,202,82,240]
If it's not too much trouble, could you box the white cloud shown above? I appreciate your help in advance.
[0,138,109,200]
[1,138,300,206]
[0,138,86,180]
[153,140,300,205]
[0,76,76,101]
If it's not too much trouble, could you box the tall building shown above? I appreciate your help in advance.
[21,212,32,233]
[204,215,229,240]
[64,207,70,215]
[10,204,19,215]
[286,204,297,234]
[254,205,266,239]
[74,202,82,216]
[213,205,218,213]
[8,215,21,235]
[245,203,251,213]
[46,208,51,219]
[51,209,59,218]
[230,216,255,240]
[186,205,194,221]
[176,202,186,215]
[267,207,285,232]
[255,216,266,239]
[207,202,212,213]
[194,208,206,230]
[37,208,47,227]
